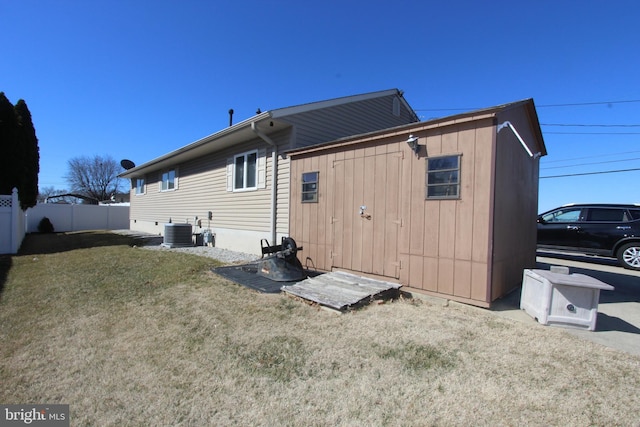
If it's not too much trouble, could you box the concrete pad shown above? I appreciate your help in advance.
[491,254,640,356]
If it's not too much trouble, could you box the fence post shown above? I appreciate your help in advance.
[10,188,20,253]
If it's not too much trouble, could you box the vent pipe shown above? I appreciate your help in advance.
[228,109,234,127]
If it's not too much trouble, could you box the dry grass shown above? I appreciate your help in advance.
[1,231,640,426]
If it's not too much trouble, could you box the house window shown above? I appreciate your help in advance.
[301,172,319,203]
[161,169,177,191]
[234,150,257,190]
[426,155,461,199]
[135,178,145,195]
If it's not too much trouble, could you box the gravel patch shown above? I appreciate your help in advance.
[112,229,259,264]
[142,244,259,264]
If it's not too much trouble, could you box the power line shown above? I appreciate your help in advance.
[541,157,640,170]
[538,100,640,108]
[414,99,640,112]
[540,168,640,179]
[541,123,640,127]
[542,150,640,164]
[544,131,640,135]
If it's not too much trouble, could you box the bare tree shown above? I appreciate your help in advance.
[37,186,65,203]
[65,155,122,203]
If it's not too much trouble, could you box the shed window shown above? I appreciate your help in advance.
[234,150,258,191]
[160,169,177,191]
[301,172,319,203]
[426,155,460,199]
[135,178,145,195]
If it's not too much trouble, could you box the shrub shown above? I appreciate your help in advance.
[37,217,54,233]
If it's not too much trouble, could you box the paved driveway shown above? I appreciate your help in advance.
[493,253,640,356]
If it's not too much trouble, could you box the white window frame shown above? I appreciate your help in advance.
[233,150,258,192]
[135,177,145,195]
[160,168,178,192]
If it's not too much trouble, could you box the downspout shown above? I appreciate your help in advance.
[496,121,542,159]
[251,122,278,245]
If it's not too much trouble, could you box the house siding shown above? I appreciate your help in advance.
[130,129,292,254]
[281,94,417,149]
[126,90,419,255]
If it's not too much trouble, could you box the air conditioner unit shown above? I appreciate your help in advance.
[162,223,193,248]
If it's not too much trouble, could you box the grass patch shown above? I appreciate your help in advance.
[1,231,640,425]
[377,341,456,372]
[237,335,307,382]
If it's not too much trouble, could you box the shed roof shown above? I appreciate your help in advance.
[120,89,413,179]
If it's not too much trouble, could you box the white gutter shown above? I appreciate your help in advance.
[251,121,278,245]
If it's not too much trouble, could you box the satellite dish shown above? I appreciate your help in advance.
[120,159,136,170]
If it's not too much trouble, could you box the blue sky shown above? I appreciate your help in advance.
[2,0,639,212]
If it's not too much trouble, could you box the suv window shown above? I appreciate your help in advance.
[587,208,626,222]
[629,209,640,221]
[541,207,582,223]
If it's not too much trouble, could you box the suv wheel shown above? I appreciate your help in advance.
[617,242,640,271]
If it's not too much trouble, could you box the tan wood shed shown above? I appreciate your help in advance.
[288,99,546,307]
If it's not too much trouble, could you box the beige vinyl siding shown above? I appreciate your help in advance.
[281,95,417,149]
[130,130,292,235]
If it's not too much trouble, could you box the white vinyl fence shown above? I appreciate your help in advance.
[1,189,129,255]
[25,203,129,233]
[0,188,26,254]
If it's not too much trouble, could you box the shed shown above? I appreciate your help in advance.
[288,99,546,307]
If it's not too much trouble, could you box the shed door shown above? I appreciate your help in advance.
[331,151,403,279]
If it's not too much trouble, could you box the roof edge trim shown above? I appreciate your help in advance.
[120,111,272,178]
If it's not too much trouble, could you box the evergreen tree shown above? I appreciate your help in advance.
[0,92,20,194]
[15,99,40,209]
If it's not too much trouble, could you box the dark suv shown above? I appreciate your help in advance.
[537,204,640,270]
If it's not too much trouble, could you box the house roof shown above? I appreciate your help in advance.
[120,89,413,179]
[286,98,547,157]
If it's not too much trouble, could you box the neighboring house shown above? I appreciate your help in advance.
[119,89,418,254]
[288,99,547,307]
